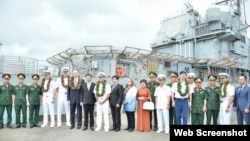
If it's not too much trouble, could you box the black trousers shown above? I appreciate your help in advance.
[110,104,121,129]
[70,103,82,127]
[125,111,135,130]
[83,104,94,127]
[150,109,158,129]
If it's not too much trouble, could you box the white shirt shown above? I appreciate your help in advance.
[171,81,190,99]
[94,82,111,101]
[154,85,171,109]
[43,80,57,96]
[220,83,235,104]
[56,77,68,94]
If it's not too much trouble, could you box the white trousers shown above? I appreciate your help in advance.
[219,103,232,125]
[157,109,169,132]
[57,93,70,125]
[96,100,109,130]
[43,96,55,125]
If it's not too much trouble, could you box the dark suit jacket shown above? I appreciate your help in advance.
[110,84,123,106]
[233,85,250,111]
[81,82,96,104]
[67,79,84,104]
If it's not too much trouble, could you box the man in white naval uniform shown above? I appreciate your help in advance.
[41,70,57,128]
[94,72,111,132]
[187,72,196,125]
[56,67,71,127]
[218,73,234,125]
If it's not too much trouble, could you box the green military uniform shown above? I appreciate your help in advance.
[27,74,42,128]
[147,72,159,130]
[191,77,207,125]
[168,71,178,125]
[205,74,220,125]
[0,74,14,128]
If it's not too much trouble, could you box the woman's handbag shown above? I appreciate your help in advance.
[143,101,154,110]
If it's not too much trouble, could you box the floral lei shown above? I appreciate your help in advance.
[69,76,82,90]
[61,75,69,88]
[177,80,189,96]
[95,80,106,97]
[218,81,229,98]
[41,78,52,92]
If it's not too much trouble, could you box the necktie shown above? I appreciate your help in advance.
[238,86,242,95]
[74,78,77,87]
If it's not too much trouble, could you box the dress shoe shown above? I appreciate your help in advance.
[22,125,26,128]
[95,127,100,131]
[30,125,34,128]
[115,128,120,132]
[66,123,71,127]
[90,127,95,131]
[70,126,75,129]
[7,125,12,128]
[50,124,55,128]
[128,129,134,132]
[34,124,40,127]
[109,128,116,131]
[124,127,129,130]
[77,126,81,129]
[154,128,158,131]
[15,125,21,128]
[82,127,88,131]
[0,126,3,129]
[41,124,47,128]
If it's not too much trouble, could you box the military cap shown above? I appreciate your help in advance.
[218,73,229,78]
[187,72,195,79]
[194,77,203,83]
[32,74,40,80]
[2,73,11,79]
[61,67,69,72]
[208,74,217,81]
[169,71,178,77]
[43,70,50,75]
[98,72,106,77]
[17,73,25,79]
[179,71,186,74]
[157,74,166,80]
[149,72,157,78]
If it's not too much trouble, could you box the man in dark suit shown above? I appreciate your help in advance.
[233,74,250,125]
[67,69,84,129]
[109,75,123,132]
[80,73,96,131]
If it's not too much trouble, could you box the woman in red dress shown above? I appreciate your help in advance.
[136,79,151,132]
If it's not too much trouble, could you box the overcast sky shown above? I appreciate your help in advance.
[0,0,249,60]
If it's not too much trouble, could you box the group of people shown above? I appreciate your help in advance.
[0,67,249,134]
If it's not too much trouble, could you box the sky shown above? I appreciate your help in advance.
[0,0,249,60]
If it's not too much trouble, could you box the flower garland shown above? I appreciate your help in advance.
[61,75,69,88]
[177,80,189,96]
[218,81,229,98]
[41,78,52,92]
[69,76,82,90]
[95,80,106,97]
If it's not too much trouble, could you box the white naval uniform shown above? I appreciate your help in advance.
[56,77,71,127]
[94,83,111,131]
[219,83,234,125]
[187,83,195,125]
[42,80,57,127]
[154,85,171,133]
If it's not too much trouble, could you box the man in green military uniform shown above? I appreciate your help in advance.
[147,71,159,131]
[0,74,14,129]
[191,77,207,125]
[26,74,42,128]
[205,74,220,125]
[12,73,29,128]
[167,71,178,125]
